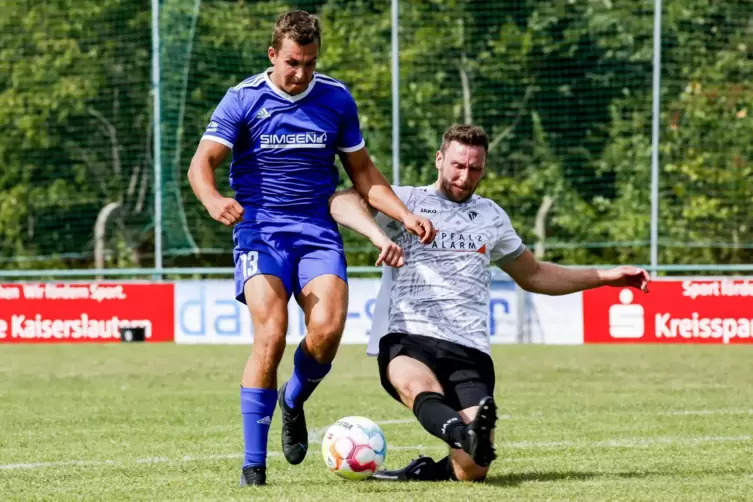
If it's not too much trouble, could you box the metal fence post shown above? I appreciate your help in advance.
[391,0,400,186]
[649,0,663,277]
[151,0,163,281]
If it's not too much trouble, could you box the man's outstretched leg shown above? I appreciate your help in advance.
[372,351,497,481]
[279,273,348,465]
[239,274,290,486]
[447,403,497,481]
[378,400,497,482]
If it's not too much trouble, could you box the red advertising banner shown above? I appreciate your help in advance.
[0,283,174,343]
[583,280,753,344]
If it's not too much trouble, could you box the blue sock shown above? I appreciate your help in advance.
[240,387,277,468]
[284,341,332,410]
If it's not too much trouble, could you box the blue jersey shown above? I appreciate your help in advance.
[201,69,365,220]
[201,69,358,301]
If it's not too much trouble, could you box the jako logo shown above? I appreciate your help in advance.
[260,132,327,149]
[420,208,437,214]
[468,211,478,221]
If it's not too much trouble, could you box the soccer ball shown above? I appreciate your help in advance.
[321,416,387,480]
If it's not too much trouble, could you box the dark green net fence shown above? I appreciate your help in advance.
[1,0,751,273]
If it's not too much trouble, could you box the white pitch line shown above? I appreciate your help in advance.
[308,418,415,444]
[0,454,241,471]
[2,435,750,472]
[658,409,753,416]
[308,416,513,444]
[376,419,417,425]
[503,435,752,450]
[0,459,105,470]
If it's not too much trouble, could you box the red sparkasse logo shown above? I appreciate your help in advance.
[583,280,753,344]
[0,283,174,344]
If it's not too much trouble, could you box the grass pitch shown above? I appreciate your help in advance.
[1,343,752,501]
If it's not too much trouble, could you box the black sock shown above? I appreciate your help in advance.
[412,392,467,449]
[431,456,456,481]
[410,455,456,481]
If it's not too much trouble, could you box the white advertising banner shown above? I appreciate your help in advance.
[174,279,522,345]
[528,292,584,344]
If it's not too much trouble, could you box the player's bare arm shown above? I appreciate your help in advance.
[339,148,436,244]
[500,248,650,295]
[329,188,404,268]
[187,139,244,226]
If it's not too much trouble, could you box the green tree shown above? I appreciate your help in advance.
[2,0,751,273]
[0,0,152,270]
[595,0,753,267]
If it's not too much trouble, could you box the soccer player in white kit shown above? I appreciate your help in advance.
[328,124,650,482]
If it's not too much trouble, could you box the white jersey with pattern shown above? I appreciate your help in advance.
[367,185,525,356]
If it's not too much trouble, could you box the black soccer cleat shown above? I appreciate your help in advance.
[464,396,498,467]
[372,456,443,482]
[239,465,266,486]
[278,381,308,465]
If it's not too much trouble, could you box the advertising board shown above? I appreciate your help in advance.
[583,280,753,344]
[174,279,520,345]
[0,283,175,343]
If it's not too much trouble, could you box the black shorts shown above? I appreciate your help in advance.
[377,333,496,411]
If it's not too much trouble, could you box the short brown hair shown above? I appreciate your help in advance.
[271,10,321,51]
[440,124,489,153]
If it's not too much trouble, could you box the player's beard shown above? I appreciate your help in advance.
[438,177,475,203]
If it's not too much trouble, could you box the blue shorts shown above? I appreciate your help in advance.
[232,216,348,304]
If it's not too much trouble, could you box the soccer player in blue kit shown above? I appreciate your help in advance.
[187,10,435,487]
